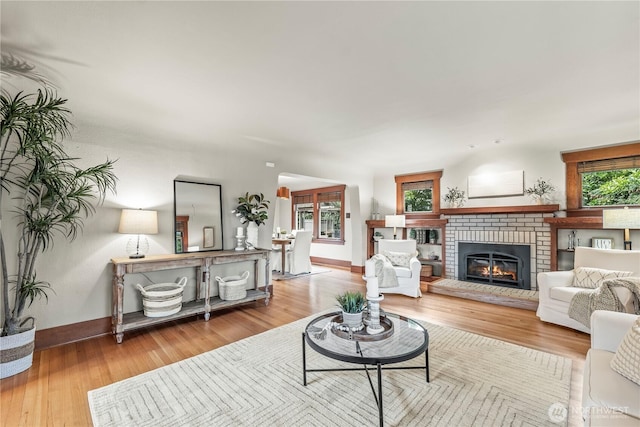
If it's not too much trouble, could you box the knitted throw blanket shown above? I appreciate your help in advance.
[370,254,399,288]
[568,277,640,328]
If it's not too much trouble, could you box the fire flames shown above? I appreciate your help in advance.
[480,265,516,281]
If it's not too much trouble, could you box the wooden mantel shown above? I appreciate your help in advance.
[440,204,560,215]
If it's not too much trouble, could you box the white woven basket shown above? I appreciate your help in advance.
[0,326,36,379]
[215,271,249,301]
[136,277,187,317]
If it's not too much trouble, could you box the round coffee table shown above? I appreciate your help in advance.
[302,311,429,427]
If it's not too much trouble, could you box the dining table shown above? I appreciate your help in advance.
[272,238,293,273]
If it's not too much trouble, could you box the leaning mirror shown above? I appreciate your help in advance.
[174,180,223,253]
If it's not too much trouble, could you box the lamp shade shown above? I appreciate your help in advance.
[118,209,158,235]
[276,186,290,199]
[602,207,640,229]
[385,215,406,228]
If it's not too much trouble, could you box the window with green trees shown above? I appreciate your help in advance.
[582,168,640,206]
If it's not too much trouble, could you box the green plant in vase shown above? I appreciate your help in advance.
[443,186,466,208]
[336,290,367,328]
[525,178,555,204]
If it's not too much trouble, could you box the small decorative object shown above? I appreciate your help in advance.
[592,237,614,250]
[335,291,367,328]
[443,187,466,208]
[136,277,187,318]
[232,192,271,248]
[568,230,576,251]
[215,271,249,301]
[525,177,555,204]
[373,231,384,241]
[235,226,246,251]
[430,228,439,244]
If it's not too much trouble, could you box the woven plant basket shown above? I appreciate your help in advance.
[0,324,36,379]
[136,277,187,318]
[215,271,249,301]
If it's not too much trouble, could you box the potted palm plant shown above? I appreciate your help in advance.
[0,89,117,378]
[336,290,367,328]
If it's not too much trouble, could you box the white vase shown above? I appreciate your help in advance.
[0,325,36,379]
[342,311,363,328]
[246,222,259,249]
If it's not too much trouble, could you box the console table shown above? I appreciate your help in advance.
[111,250,271,343]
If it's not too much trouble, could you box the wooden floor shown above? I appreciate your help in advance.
[1,267,590,427]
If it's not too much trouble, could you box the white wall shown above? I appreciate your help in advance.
[0,121,373,331]
[372,144,566,215]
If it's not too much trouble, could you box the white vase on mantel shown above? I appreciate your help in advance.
[246,222,259,249]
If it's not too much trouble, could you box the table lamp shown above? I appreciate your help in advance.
[602,207,640,250]
[385,214,406,240]
[118,209,158,258]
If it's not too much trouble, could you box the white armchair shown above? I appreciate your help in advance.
[582,310,640,426]
[364,239,422,298]
[536,247,640,333]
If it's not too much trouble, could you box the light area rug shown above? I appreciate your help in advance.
[272,266,330,281]
[88,315,571,427]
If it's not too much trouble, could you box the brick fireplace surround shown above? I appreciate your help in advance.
[442,208,557,291]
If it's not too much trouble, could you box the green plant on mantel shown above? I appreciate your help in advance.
[443,186,466,207]
[0,89,117,336]
[335,291,367,314]
[232,192,271,226]
[525,178,555,199]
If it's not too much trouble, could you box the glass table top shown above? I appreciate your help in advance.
[304,311,429,365]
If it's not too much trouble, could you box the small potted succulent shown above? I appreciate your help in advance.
[443,186,466,208]
[335,291,367,328]
[525,178,555,204]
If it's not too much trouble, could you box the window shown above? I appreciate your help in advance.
[402,180,433,212]
[395,171,443,217]
[562,142,640,210]
[292,185,345,244]
[579,158,640,206]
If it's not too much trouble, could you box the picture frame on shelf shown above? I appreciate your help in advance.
[591,237,613,250]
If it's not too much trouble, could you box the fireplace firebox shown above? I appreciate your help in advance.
[458,242,531,289]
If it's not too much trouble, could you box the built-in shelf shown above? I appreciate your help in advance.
[544,216,603,270]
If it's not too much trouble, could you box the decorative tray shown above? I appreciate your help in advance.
[330,314,394,341]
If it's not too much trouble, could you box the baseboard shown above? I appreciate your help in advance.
[310,256,351,269]
[35,316,112,350]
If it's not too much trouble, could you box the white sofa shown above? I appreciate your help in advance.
[582,310,640,426]
[537,247,640,333]
[364,239,422,298]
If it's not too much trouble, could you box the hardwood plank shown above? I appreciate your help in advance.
[0,267,590,427]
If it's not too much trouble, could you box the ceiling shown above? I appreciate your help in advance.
[1,1,639,173]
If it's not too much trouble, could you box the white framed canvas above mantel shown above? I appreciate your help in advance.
[468,170,524,198]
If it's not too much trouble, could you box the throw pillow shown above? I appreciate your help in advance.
[382,250,413,268]
[610,317,640,386]
[572,267,633,289]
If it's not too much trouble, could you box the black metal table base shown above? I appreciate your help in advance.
[302,332,429,427]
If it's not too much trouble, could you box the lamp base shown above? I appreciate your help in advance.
[624,240,632,250]
[129,254,145,259]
